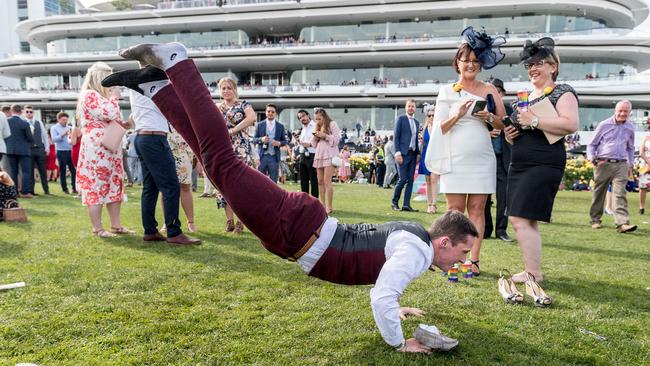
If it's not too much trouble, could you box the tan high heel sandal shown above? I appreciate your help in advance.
[498,270,524,304]
[427,203,437,214]
[525,272,552,307]
[93,229,117,238]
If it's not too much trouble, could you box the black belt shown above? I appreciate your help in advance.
[598,158,626,163]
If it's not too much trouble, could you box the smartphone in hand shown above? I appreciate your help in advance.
[471,100,487,114]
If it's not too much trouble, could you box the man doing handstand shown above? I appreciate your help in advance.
[103,43,479,354]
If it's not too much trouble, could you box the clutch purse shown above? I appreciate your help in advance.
[331,156,342,167]
[101,121,126,153]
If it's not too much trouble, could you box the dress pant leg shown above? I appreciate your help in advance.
[392,160,408,205]
[56,151,68,192]
[34,153,49,194]
[376,163,385,187]
[402,152,416,207]
[495,153,509,234]
[135,135,160,235]
[484,194,494,238]
[7,155,20,188]
[19,155,32,195]
[123,154,133,184]
[611,162,630,226]
[153,59,326,251]
[136,135,182,237]
[589,163,613,223]
[66,152,77,192]
[299,156,310,194]
[268,157,279,183]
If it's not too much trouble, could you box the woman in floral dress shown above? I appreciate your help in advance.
[75,62,133,238]
[167,125,197,232]
[216,77,256,234]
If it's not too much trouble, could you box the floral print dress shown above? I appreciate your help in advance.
[168,124,194,185]
[222,99,255,166]
[217,99,255,208]
[76,90,125,206]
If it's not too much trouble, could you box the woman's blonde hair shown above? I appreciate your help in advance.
[76,62,114,123]
[543,49,561,82]
[218,77,239,99]
[314,108,333,135]
[80,62,114,98]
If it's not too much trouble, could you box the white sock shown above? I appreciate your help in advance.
[155,43,187,70]
[139,80,170,98]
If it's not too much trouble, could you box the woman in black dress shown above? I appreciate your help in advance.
[0,168,18,222]
[504,38,579,298]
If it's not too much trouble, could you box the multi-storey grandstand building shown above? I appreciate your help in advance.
[0,0,649,135]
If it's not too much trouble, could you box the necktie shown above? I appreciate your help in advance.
[409,118,415,150]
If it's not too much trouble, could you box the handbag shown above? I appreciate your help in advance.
[331,156,342,167]
[3,199,27,222]
[101,121,127,153]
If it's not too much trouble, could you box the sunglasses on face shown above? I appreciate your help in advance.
[427,114,434,117]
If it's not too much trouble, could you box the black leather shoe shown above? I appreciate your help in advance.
[101,65,168,94]
[496,232,514,242]
[401,206,419,212]
[391,204,400,211]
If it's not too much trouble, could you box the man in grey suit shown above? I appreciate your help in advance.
[4,104,34,198]
[383,135,397,189]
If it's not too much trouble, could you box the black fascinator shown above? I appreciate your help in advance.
[460,26,506,70]
[520,37,555,64]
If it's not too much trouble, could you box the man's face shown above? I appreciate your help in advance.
[24,109,34,120]
[298,112,310,125]
[432,235,475,271]
[58,116,68,125]
[405,101,416,116]
[614,102,631,123]
[266,107,276,120]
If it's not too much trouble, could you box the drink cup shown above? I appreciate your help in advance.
[517,89,529,112]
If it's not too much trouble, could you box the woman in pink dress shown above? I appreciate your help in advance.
[338,145,351,183]
[75,62,133,238]
[311,108,340,214]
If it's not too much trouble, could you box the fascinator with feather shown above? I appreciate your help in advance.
[460,26,506,70]
[519,37,556,64]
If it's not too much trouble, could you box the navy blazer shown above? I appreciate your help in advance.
[5,115,34,156]
[253,119,287,162]
[393,115,420,157]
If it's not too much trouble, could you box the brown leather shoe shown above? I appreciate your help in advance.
[143,232,166,242]
[166,233,202,246]
[616,224,637,233]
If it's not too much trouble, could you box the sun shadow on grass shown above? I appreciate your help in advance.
[547,276,649,311]
[543,241,649,262]
[100,233,311,285]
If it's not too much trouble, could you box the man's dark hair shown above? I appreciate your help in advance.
[427,210,479,245]
[297,109,310,117]
[265,103,278,112]
[57,111,69,120]
[24,104,33,110]
[10,104,22,114]
[1,105,10,113]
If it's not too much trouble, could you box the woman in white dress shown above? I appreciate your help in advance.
[428,27,507,275]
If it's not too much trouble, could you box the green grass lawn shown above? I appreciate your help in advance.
[1,182,648,365]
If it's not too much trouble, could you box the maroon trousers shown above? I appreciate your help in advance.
[152,60,327,259]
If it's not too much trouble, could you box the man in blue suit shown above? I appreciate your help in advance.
[253,104,287,183]
[4,104,34,198]
[392,99,419,211]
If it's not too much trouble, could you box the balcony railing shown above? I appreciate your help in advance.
[4,27,639,61]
